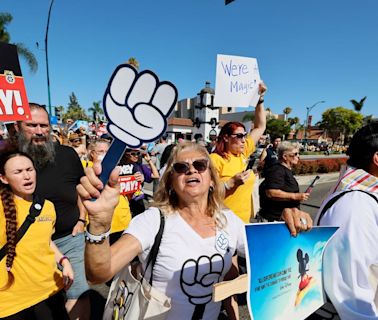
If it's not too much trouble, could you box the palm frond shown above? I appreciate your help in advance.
[15,42,38,73]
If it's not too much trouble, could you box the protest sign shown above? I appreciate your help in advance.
[245,223,338,320]
[214,54,260,108]
[98,64,178,186]
[118,175,141,196]
[0,42,31,121]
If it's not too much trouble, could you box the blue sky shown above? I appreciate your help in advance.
[2,0,377,124]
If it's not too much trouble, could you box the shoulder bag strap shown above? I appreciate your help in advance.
[142,209,165,285]
[314,189,378,318]
[317,190,378,226]
[0,195,45,261]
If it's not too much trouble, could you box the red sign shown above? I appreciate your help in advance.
[0,72,31,121]
[0,43,31,121]
[119,175,141,196]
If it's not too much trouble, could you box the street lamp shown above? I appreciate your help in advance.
[304,100,325,150]
[45,0,55,116]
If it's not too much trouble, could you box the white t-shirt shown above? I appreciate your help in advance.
[316,191,378,320]
[125,207,245,320]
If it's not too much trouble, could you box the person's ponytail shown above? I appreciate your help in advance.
[0,185,17,290]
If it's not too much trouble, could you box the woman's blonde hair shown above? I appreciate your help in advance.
[153,142,226,228]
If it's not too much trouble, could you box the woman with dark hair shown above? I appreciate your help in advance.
[0,151,73,320]
[210,82,267,223]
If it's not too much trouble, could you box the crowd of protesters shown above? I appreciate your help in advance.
[0,94,377,320]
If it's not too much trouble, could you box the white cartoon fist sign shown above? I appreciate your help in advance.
[98,64,177,186]
[104,64,177,147]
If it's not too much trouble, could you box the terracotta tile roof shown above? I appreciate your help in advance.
[168,118,193,126]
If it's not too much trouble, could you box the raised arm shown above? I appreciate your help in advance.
[250,82,267,144]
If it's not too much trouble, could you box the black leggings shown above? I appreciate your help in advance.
[1,290,68,320]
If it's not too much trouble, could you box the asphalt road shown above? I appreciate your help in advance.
[300,178,337,219]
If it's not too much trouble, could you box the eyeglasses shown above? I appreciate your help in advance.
[172,159,209,174]
[71,139,81,143]
[127,152,140,157]
[94,150,107,155]
[229,133,248,140]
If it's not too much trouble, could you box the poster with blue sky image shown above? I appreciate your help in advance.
[245,223,338,320]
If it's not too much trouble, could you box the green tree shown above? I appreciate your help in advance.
[283,107,292,121]
[266,118,291,140]
[63,92,89,121]
[126,57,139,70]
[350,96,367,112]
[88,100,104,122]
[0,12,38,73]
[319,107,363,144]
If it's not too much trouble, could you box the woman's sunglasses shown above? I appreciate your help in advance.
[127,152,140,157]
[286,152,299,157]
[229,132,247,139]
[172,159,209,174]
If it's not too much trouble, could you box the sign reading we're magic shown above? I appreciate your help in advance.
[0,42,31,121]
[214,54,260,108]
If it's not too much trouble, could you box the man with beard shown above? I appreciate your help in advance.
[14,103,90,320]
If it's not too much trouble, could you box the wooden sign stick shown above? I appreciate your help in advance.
[212,274,248,302]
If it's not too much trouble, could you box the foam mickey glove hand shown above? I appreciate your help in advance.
[104,65,177,147]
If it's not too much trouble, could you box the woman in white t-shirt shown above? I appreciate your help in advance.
[78,142,312,320]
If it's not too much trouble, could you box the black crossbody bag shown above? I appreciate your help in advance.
[0,195,45,261]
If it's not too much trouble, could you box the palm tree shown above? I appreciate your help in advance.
[283,107,292,121]
[126,57,139,70]
[88,100,104,123]
[266,107,273,119]
[350,96,367,112]
[0,12,38,73]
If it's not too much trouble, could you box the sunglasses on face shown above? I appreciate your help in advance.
[229,132,248,140]
[127,152,140,157]
[286,152,299,157]
[172,159,209,174]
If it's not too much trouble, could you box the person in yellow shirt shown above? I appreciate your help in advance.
[210,82,267,223]
[0,151,73,320]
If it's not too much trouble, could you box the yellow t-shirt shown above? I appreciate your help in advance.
[210,136,256,223]
[0,197,63,317]
[82,161,131,233]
